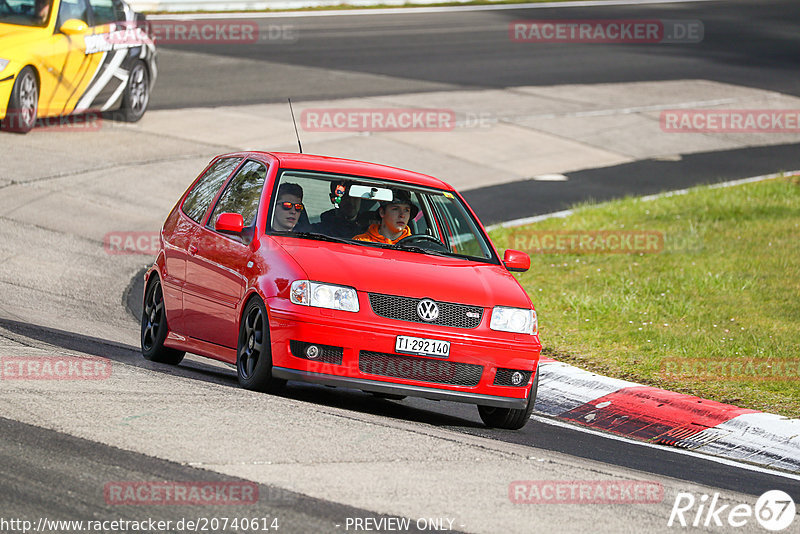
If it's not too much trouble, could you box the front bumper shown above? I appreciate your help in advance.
[0,70,17,121]
[267,296,541,407]
[272,368,529,409]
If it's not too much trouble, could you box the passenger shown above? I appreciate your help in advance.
[353,189,418,245]
[312,180,364,238]
[271,182,304,232]
[34,0,50,22]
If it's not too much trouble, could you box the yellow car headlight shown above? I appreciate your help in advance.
[0,59,9,74]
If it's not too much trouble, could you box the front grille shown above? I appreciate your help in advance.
[359,351,482,387]
[289,340,343,365]
[493,368,532,387]
[368,293,483,329]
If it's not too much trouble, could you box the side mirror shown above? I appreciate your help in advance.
[503,249,530,273]
[60,18,89,35]
[215,212,244,234]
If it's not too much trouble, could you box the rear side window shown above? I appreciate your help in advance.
[182,157,242,223]
[208,160,267,230]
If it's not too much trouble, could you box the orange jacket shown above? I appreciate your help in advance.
[353,223,411,245]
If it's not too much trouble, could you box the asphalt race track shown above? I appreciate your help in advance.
[149,0,800,107]
[148,0,800,224]
[1,0,799,532]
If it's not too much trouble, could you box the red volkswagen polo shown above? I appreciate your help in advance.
[142,152,541,429]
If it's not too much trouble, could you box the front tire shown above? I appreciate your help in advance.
[141,277,185,365]
[478,368,539,430]
[118,60,149,122]
[2,66,38,133]
[237,297,285,392]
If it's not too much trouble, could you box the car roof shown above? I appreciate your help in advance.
[235,151,454,191]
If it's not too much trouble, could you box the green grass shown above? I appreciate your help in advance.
[490,175,800,418]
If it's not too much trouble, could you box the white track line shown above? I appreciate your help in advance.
[533,415,800,482]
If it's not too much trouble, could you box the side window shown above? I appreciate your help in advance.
[182,157,242,223]
[88,0,123,24]
[2,0,50,26]
[57,0,90,25]
[208,160,267,231]
[408,191,429,236]
[430,195,492,259]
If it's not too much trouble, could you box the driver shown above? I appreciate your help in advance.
[353,189,418,245]
[34,0,50,22]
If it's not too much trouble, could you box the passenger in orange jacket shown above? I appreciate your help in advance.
[353,189,418,245]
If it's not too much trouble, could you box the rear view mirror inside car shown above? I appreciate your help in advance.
[349,185,394,201]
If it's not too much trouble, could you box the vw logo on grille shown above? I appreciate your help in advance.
[416,299,440,322]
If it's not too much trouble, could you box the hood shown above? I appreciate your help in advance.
[272,236,532,309]
[0,23,49,52]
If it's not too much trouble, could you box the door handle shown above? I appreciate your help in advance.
[188,245,198,256]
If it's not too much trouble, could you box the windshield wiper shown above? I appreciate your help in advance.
[290,232,354,245]
[392,244,452,258]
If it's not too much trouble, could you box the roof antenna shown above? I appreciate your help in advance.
[288,98,303,154]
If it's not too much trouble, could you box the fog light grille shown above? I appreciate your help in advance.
[289,341,343,365]
[494,368,532,387]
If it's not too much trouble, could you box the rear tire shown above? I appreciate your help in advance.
[237,297,285,393]
[118,60,149,122]
[2,66,38,133]
[141,277,185,365]
[478,368,539,430]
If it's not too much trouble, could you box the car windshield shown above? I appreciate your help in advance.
[0,0,52,26]
[269,170,497,263]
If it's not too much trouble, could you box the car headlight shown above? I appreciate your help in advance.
[490,306,536,334]
[290,280,359,312]
[0,59,9,74]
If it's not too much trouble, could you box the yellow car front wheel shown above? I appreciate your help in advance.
[3,66,38,134]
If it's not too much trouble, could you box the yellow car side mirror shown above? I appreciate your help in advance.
[60,18,89,35]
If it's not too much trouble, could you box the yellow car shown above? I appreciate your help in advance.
[0,0,156,132]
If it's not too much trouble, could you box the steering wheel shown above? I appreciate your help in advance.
[396,234,449,252]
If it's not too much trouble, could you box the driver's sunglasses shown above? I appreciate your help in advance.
[279,201,304,211]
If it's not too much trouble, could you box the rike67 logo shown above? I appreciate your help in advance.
[668,490,796,531]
